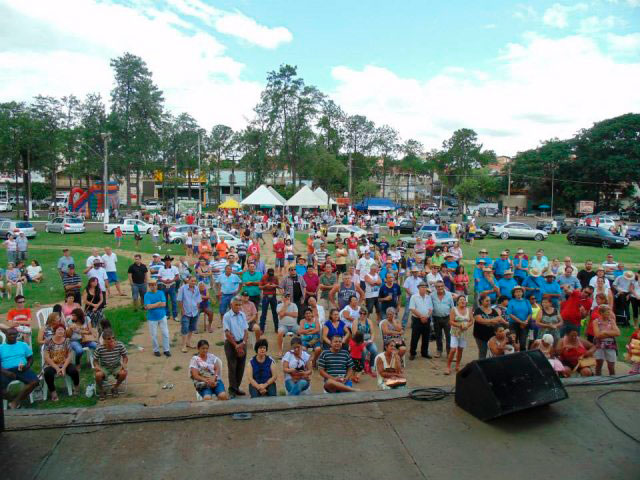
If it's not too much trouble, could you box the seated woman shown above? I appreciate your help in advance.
[556,325,596,377]
[487,325,519,357]
[352,305,378,375]
[592,304,620,376]
[67,308,98,368]
[61,293,81,321]
[26,260,43,283]
[530,333,566,375]
[375,340,405,390]
[379,307,407,361]
[189,339,229,401]
[322,308,350,350]
[43,323,81,401]
[248,338,277,398]
[37,312,61,345]
[6,262,25,297]
[282,337,313,396]
[298,308,322,367]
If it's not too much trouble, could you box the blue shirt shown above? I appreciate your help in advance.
[379,265,398,281]
[0,341,32,369]
[177,284,202,317]
[523,276,544,302]
[144,290,167,321]
[513,257,529,279]
[242,271,263,297]
[506,298,532,324]
[219,273,242,295]
[475,277,497,301]
[444,260,458,270]
[497,277,518,299]
[493,258,511,276]
[476,256,493,267]
[557,275,580,290]
[539,280,562,308]
[295,265,307,277]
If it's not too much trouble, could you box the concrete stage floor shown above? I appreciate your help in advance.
[2,385,639,480]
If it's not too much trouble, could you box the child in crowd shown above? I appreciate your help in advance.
[349,331,366,383]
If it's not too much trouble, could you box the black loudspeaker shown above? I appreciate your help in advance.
[455,350,568,421]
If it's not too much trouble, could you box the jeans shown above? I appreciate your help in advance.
[70,340,97,364]
[219,293,234,316]
[475,337,488,360]
[180,315,199,335]
[249,295,261,311]
[512,323,529,351]
[260,295,279,332]
[364,342,378,367]
[401,298,411,328]
[160,285,177,319]
[131,283,147,301]
[432,315,451,353]
[249,383,277,398]
[43,364,79,392]
[149,317,170,353]
[285,378,310,395]
[410,316,431,357]
[224,340,247,392]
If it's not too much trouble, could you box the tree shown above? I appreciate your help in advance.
[440,128,496,189]
[207,125,235,203]
[355,180,379,199]
[373,125,399,197]
[109,53,164,206]
[316,99,345,155]
[344,114,375,195]
[453,169,501,210]
[77,93,108,185]
[59,95,81,188]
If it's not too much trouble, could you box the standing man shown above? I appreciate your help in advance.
[177,275,202,353]
[143,278,171,357]
[409,282,433,360]
[127,254,149,311]
[430,280,455,358]
[241,261,263,310]
[102,246,124,296]
[273,235,286,276]
[356,250,376,292]
[222,296,249,398]
[402,266,422,327]
[62,264,82,304]
[259,268,280,333]
[577,260,596,289]
[84,248,102,273]
[217,264,242,320]
[157,255,179,322]
[57,248,75,278]
[346,232,359,264]
[16,232,28,261]
[148,253,163,282]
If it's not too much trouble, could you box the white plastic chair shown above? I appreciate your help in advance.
[36,307,53,330]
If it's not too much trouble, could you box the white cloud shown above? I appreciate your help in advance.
[330,34,640,155]
[214,12,293,49]
[627,0,640,6]
[607,32,640,54]
[0,0,267,130]
[483,23,497,29]
[579,15,620,33]
[513,4,537,20]
[543,3,588,28]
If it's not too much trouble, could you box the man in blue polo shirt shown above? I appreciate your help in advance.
[513,249,529,285]
[476,267,499,305]
[497,270,518,299]
[492,250,511,280]
[506,285,533,350]
[475,248,493,267]
[0,327,39,409]
[143,279,170,357]
[217,264,242,318]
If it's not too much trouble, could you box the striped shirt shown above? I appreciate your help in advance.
[93,342,127,369]
[210,259,228,281]
[316,249,329,265]
[62,273,81,290]
[318,349,354,378]
[236,241,248,257]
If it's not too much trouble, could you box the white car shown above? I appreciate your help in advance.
[489,222,548,241]
[168,225,200,243]
[103,218,153,234]
[422,206,440,217]
[214,228,243,249]
[45,216,86,234]
[399,230,458,248]
[583,215,616,230]
[325,225,370,243]
[0,201,12,212]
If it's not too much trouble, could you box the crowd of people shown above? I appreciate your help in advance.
[1,208,639,408]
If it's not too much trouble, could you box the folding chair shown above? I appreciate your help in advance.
[36,307,53,330]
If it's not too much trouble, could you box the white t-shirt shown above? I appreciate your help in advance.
[426,272,443,289]
[356,257,376,281]
[277,302,299,328]
[589,276,611,289]
[101,253,118,273]
[26,265,42,278]
[403,275,422,297]
[87,267,108,291]
[158,265,179,285]
[282,350,310,381]
[365,273,381,299]
[339,305,359,327]
[86,255,101,268]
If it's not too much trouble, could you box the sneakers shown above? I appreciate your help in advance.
[154,351,161,357]
[163,351,172,357]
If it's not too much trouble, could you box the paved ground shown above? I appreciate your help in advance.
[3,384,639,479]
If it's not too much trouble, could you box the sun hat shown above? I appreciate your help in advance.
[542,334,554,345]
[624,270,635,280]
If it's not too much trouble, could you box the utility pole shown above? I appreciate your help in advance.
[551,165,555,218]
[348,152,352,197]
[173,153,178,220]
[229,153,237,200]
[197,133,202,213]
[506,161,512,223]
[101,133,111,226]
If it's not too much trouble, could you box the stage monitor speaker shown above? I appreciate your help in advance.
[455,350,568,421]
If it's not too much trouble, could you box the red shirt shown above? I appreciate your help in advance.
[185,214,195,225]
[303,272,319,294]
[7,308,32,327]
[248,242,260,257]
[273,241,285,259]
[349,339,366,359]
[347,237,359,249]
[560,290,582,326]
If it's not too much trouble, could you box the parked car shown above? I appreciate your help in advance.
[168,225,200,243]
[422,206,440,217]
[582,215,616,230]
[0,220,37,239]
[45,216,86,234]
[480,207,500,217]
[396,219,417,235]
[103,218,153,234]
[443,206,459,216]
[625,224,640,241]
[0,200,12,212]
[399,230,458,248]
[489,223,548,241]
[478,222,501,239]
[325,225,370,243]
[596,211,621,221]
[142,199,162,209]
[567,226,629,248]
[214,228,243,249]
[535,220,553,233]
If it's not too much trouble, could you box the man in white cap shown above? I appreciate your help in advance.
[149,253,163,282]
[402,266,422,327]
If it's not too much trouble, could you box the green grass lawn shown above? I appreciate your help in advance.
[6,306,146,409]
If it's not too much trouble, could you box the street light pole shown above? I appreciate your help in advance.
[506,160,512,223]
[101,133,111,226]
[197,133,202,214]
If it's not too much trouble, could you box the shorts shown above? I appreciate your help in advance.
[302,336,321,349]
[197,379,226,397]
[131,283,147,301]
[366,297,381,314]
[275,258,285,268]
[287,254,295,262]
[278,324,299,335]
[101,364,124,383]
[336,264,346,274]
[0,367,38,389]
[107,271,118,283]
[181,315,199,335]
[219,293,234,315]
[594,348,616,363]
[450,335,467,349]
[325,379,353,392]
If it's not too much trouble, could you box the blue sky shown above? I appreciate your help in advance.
[1,0,639,154]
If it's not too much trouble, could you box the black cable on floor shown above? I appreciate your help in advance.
[408,387,454,402]
[594,389,640,444]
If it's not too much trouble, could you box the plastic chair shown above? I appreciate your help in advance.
[36,307,53,330]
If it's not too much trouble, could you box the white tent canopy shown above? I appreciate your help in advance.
[267,186,287,205]
[313,187,336,205]
[240,185,284,206]
[286,185,325,208]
